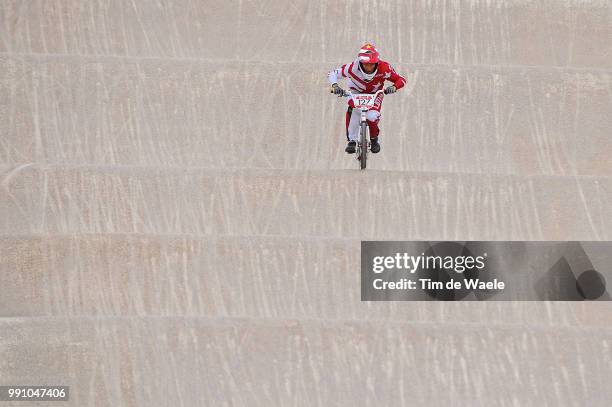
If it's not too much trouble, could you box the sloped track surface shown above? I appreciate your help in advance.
[1,1,612,406]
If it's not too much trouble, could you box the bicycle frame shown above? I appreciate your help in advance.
[343,89,384,169]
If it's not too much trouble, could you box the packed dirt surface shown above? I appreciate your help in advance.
[1,1,611,405]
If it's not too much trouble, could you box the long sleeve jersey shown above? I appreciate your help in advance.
[328,59,406,93]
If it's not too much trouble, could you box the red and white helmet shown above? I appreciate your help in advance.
[357,43,379,81]
[358,43,380,64]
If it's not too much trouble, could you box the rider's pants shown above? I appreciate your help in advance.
[346,93,383,142]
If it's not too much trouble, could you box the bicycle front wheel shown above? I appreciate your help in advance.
[359,121,367,170]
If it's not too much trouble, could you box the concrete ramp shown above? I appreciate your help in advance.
[1,1,611,406]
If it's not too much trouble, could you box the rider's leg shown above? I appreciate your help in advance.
[347,107,361,141]
[366,110,381,153]
[345,106,353,141]
[345,106,361,153]
[367,92,384,141]
[366,110,380,139]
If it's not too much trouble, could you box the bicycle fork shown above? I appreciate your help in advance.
[359,110,369,150]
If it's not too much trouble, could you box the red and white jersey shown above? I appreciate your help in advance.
[328,59,406,93]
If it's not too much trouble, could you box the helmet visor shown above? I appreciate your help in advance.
[358,51,379,64]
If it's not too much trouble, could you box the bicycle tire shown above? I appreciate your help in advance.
[360,121,368,170]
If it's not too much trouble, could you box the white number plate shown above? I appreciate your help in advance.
[352,94,377,108]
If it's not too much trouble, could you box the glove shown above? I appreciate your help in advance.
[330,83,344,96]
[384,85,397,95]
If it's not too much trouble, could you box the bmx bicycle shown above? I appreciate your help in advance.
[340,89,384,170]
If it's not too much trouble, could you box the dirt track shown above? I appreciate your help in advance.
[1,1,612,405]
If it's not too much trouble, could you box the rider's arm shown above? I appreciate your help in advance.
[328,64,348,85]
[386,64,406,90]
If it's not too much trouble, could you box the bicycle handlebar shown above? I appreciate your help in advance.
[342,89,385,97]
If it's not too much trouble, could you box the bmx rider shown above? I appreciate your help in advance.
[328,43,406,154]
